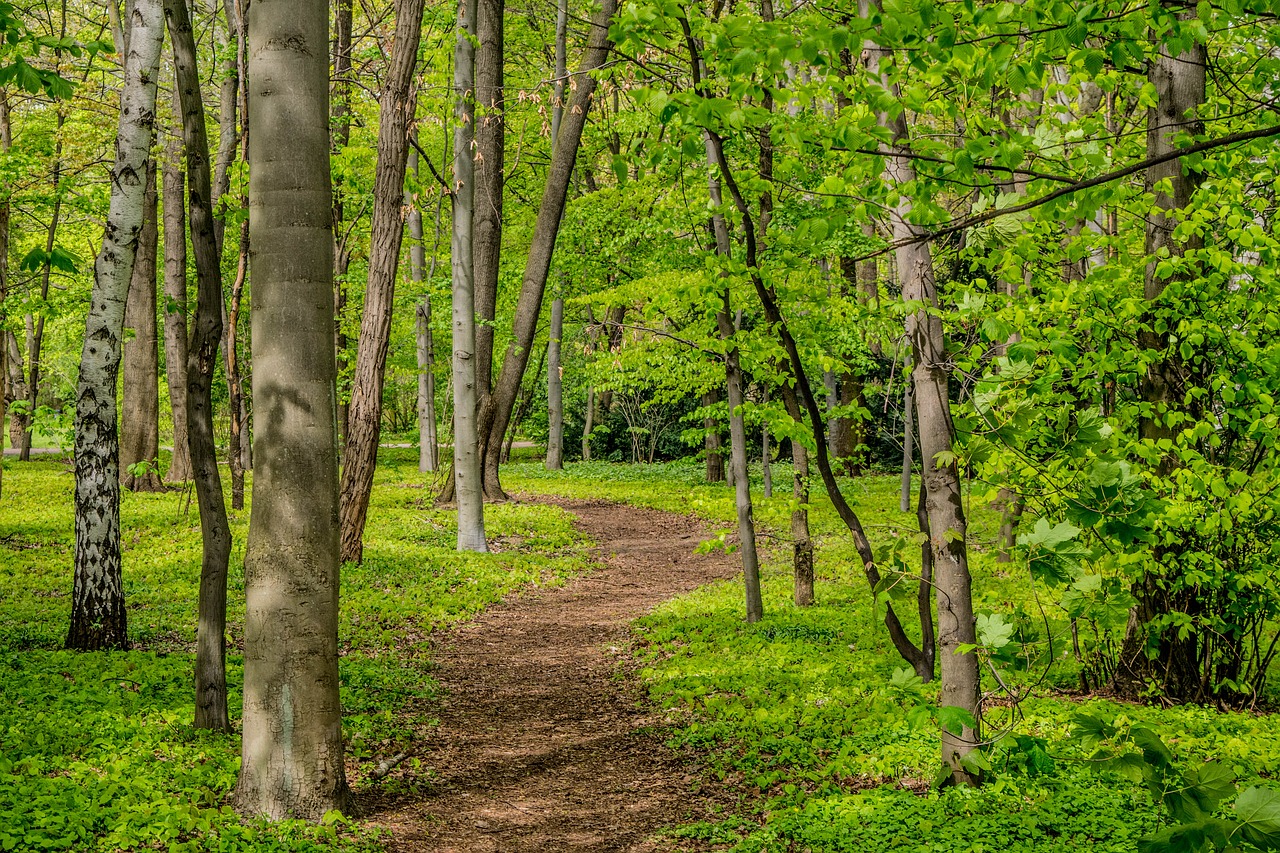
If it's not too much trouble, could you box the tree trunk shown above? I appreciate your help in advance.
[477,0,617,499]
[0,93,9,500]
[68,0,166,652]
[450,0,488,552]
[225,257,246,510]
[409,147,439,474]
[21,108,65,462]
[161,139,192,483]
[235,0,349,818]
[337,0,427,565]
[166,0,234,731]
[546,295,564,470]
[1113,6,1206,702]
[900,377,913,513]
[702,128,763,624]
[210,0,240,254]
[761,388,772,499]
[702,389,724,482]
[780,384,814,606]
[4,331,24,452]
[120,163,163,492]
[472,0,504,399]
[866,2,980,782]
[332,0,353,443]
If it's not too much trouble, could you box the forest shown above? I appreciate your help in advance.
[3,0,1280,848]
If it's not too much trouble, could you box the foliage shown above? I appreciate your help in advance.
[0,450,591,851]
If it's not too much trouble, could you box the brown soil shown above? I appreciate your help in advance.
[363,496,743,852]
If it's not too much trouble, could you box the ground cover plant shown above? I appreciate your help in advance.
[505,460,1280,852]
[0,449,591,851]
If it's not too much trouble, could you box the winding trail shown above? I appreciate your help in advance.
[366,496,741,852]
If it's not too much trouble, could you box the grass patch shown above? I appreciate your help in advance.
[0,448,591,852]
[506,459,1280,852]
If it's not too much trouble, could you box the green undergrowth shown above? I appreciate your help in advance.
[507,459,1280,852]
[0,448,590,852]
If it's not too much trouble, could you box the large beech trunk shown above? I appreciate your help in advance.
[476,0,617,498]
[235,0,349,819]
[121,163,163,492]
[165,0,233,731]
[1113,7,1207,703]
[450,0,488,552]
[161,140,192,483]
[865,3,980,783]
[337,0,427,564]
[68,0,165,652]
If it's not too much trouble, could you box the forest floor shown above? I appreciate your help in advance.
[363,496,744,852]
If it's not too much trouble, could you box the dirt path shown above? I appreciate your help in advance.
[365,497,741,852]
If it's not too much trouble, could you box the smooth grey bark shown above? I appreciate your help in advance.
[451,0,488,552]
[337,0,427,564]
[702,127,763,624]
[477,0,617,497]
[702,389,724,482]
[166,0,233,731]
[546,294,564,470]
[544,0,567,471]
[865,1,979,783]
[161,138,192,483]
[210,0,239,253]
[120,162,163,492]
[235,0,349,819]
[332,0,353,442]
[67,0,166,652]
[410,147,440,474]
[472,0,504,398]
[900,376,913,512]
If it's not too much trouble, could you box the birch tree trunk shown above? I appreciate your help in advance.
[337,0,427,564]
[121,163,163,492]
[165,0,233,731]
[235,0,348,818]
[451,0,488,552]
[67,0,166,652]
[161,138,192,483]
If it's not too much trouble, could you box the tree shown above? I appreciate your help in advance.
[160,135,191,483]
[67,0,165,652]
[235,0,348,818]
[450,0,488,552]
[337,0,427,564]
[164,0,233,731]
[119,162,162,492]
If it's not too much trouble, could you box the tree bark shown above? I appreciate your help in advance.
[67,0,166,652]
[780,384,814,606]
[236,0,349,818]
[332,0,353,443]
[472,0,504,399]
[1113,7,1206,702]
[546,295,564,469]
[476,0,617,498]
[166,0,234,731]
[120,162,164,492]
[337,0,427,564]
[21,107,65,462]
[451,0,488,552]
[865,2,980,783]
[409,147,440,474]
[702,389,724,482]
[161,138,192,483]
